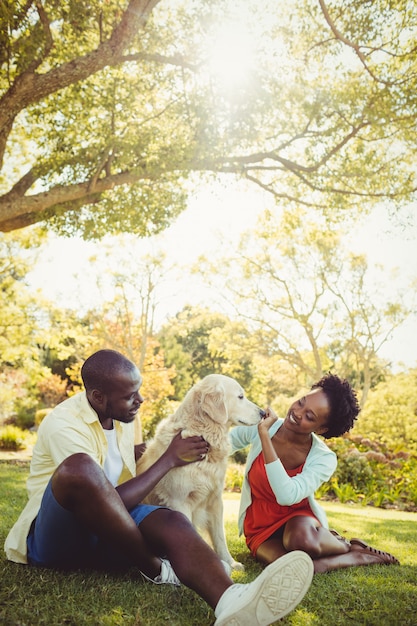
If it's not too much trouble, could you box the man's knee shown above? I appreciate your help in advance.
[52,453,105,499]
[144,507,194,534]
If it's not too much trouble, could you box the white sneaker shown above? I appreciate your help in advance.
[214,551,313,626]
[141,558,181,587]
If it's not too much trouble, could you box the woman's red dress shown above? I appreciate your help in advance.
[244,452,319,556]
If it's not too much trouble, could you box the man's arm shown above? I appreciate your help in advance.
[117,433,208,510]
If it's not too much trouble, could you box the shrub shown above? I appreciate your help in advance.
[225,463,244,492]
[35,408,51,427]
[37,374,68,407]
[0,425,28,450]
[13,407,36,430]
[231,446,249,465]
[335,449,374,492]
[325,435,417,511]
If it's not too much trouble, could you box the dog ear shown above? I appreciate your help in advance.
[197,377,228,425]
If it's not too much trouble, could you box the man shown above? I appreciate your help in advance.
[5,349,313,626]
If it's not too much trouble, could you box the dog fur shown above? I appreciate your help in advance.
[136,373,264,570]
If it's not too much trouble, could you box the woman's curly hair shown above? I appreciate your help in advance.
[311,373,360,439]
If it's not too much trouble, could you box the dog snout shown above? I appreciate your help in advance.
[259,407,266,419]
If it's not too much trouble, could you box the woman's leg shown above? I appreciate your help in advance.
[255,517,348,566]
[255,528,288,566]
[255,516,399,574]
[283,516,350,558]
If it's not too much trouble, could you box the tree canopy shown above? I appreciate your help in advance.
[1,0,416,236]
[196,207,414,405]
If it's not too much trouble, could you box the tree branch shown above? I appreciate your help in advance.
[318,0,391,85]
[0,168,154,231]
[0,0,161,168]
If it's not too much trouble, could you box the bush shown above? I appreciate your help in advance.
[224,434,417,512]
[324,435,417,511]
[0,425,28,450]
[225,463,244,492]
[335,449,374,491]
[231,447,249,465]
[13,408,36,430]
[35,408,51,427]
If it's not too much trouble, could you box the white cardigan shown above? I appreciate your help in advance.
[229,419,337,535]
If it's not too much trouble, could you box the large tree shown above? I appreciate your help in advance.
[197,208,413,405]
[0,0,416,236]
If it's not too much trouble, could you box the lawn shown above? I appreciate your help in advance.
[1,461,416,626]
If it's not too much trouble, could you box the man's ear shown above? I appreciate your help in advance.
[89,388,106,409]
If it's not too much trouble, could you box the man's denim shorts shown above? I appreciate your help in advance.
[27,478,162,570]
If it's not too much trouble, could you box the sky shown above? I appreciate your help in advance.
[27,179,417,370]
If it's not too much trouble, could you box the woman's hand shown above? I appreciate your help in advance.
[258,407,279,464]
[258,406,278,435]
[165,431,209,467]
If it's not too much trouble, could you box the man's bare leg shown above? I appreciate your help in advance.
[51,454,233,607]
[52,455,315,620]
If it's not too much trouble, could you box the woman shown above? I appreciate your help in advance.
[230,373,399,573]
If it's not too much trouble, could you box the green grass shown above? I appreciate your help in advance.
[1,462,417,626]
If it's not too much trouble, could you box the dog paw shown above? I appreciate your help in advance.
[231,560,245,572]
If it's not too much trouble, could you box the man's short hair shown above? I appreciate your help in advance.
[81,350,136,391]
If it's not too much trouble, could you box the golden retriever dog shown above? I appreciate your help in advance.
[136,374,264,571]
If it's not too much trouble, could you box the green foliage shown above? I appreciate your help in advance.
[0,232,45,371]
[322,434,417,511]
[356,370,417,451]
[329,482,359,504]
[225,463,245,492]
[134,338,176,441]
[0,231,93,423]
[0,426,29,450]
[196,208,412,407]
[12,400,37,430]
[333,448,374,492]
[1,1,417,233]
[158,306,258,399]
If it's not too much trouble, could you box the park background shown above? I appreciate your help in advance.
[0,1,417,623]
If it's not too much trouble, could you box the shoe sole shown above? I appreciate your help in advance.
[215,551,313,626]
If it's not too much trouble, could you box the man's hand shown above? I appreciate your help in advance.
[134,442,147,461]
[118,432,209,509]
[165,432,209,467]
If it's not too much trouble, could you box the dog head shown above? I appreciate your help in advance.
[193,374,263,427]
